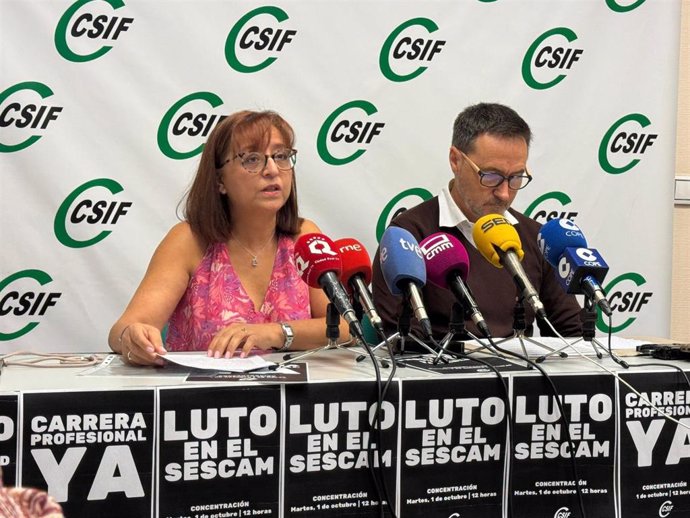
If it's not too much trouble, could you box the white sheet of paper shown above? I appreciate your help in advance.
[160,353,276,372]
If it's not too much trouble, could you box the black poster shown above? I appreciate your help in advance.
[284,380,399,517]
[511,373,616,518]
[619,369,690,518]
[0,394,18,486]
[400,376,508,517]
[158,385,281,518]
[22,389,155,518]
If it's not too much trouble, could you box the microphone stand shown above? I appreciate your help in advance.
[355,297,436,366]
[570,298,628,366]
[433,303,466,364]
[276,303,363,367]
[494,296,568,362]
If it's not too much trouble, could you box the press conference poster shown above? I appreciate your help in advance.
[400,376,508,517]
[283,380,399,517]
[618,370,690,518]
[157,385,281,518]
[0,394,19,486]
[21,389,156,518]
[511,373,616,518]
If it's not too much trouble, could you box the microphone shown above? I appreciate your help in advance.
[473,214,547,320]
[334,238,385,336]
[537,218,613,316]
[419,232,492,338]
[294,233,365,339]
[379,227,433,337]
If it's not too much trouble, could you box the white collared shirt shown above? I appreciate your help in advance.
[438,182,518,248]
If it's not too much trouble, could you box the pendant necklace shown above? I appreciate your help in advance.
[231,232,276,267]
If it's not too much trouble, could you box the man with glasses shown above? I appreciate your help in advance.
[372,102,582,340]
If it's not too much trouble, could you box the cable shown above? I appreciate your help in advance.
[541,318,690,431]
[469,329,588,518]
[430,333,516,518]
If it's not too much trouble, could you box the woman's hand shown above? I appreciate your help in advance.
[208,323,283,358]
[120,323,167,366]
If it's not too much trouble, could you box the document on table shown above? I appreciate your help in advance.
[160,353,277,372]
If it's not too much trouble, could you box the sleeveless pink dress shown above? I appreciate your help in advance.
[166,235,311,351]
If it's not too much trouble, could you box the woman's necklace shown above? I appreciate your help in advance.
[230,231,276,267]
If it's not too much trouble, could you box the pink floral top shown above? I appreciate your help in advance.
[166,235,311,351]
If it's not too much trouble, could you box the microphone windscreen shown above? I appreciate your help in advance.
[335,238,372,293]
[537,218,588,267]
[473,214,524,268]
[294,233,343,288]
[419,232,470,288]
[379,226,426,296]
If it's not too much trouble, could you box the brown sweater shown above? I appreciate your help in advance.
[371,197,583,340]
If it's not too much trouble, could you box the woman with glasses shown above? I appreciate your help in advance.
[108,110,345,366]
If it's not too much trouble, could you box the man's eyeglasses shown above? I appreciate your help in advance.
[218,148,297,173]
[461,152,532,190]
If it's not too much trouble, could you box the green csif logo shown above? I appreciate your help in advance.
[379,18,445,82]
[606,0,646,13]
[55,0,134,63]
[376,188,433,242]
[597,272,652,333]
[317,100,385,166]
[0,270,61,341]
[524,191,578,223]
[157,91,225,160]
[598,113,657,175]
[225,6,297,73]
[522,27,583,90]
[0,81,62,153]
[54,178,132,248]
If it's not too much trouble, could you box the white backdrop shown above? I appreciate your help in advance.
[0,0,681,352]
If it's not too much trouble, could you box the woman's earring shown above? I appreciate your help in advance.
[219,183,227,194]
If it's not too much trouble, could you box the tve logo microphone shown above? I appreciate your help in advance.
[55,0,134,63]
[524,191,579,224]
[598,113,657,175]
[0,270,61,341]
[379,17,446,82]
[317,100,386,166]
[54,178,132,248]
[597,272,653,333]
[225,6,297,73]
[157,91,226,160]
[376,188,432,242]
[522,27,584,90]
[0,82,63,153]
